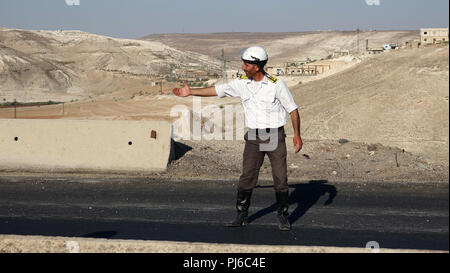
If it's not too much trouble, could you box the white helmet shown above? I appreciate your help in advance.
[240,46,268,65]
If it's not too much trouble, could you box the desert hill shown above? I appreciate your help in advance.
[1,28,419,103]
[0,27,221,103]
[143,30,419,66]
[289,45,449,164]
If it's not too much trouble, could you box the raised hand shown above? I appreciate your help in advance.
[172,81,191,97]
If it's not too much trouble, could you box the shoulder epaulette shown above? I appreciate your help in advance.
[265,74,278,84]
[239,74,248,80]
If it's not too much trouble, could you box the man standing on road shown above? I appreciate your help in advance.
[172,46,303,231]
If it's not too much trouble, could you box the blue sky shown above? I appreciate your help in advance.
[0,0,448,38]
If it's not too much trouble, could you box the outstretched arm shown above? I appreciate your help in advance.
[172,81,218,97]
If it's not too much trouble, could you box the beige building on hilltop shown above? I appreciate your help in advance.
[420,28,449,45]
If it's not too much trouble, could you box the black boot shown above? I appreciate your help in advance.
[276,191,291,231]
[227,189,252,227]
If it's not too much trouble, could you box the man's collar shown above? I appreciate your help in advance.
[247,74,268,84]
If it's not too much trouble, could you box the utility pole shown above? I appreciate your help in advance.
[356,27,360,54]
[221,49,227,81]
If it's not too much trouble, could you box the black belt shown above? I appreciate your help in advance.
[248,126,284,136]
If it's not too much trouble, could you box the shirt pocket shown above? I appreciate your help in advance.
[258,93,276,111]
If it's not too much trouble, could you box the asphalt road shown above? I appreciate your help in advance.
[0,175,448,251]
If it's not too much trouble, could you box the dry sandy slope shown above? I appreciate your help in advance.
[0,27,221,102]
[143,30,419,66]
[289,45,449,164]
[1,28,417,103]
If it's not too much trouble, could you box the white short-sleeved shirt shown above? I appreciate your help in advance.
[215,74,298,129]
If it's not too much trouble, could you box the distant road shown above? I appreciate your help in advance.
[0,175,448,251]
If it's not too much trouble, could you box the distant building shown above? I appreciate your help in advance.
[266,66,285,76]
[404,40,421,49]
[332,50,350,58]
[420,28,449,45]
[365,39,385,54]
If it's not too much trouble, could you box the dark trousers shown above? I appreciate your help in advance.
[238,127,288,192]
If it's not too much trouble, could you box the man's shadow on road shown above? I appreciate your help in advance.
[249,180,337,225]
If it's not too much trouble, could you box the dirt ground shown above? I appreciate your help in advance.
[161,137,449,183]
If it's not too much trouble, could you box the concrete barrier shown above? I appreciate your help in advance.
[0,119,172,172]
[0,235,445,253]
